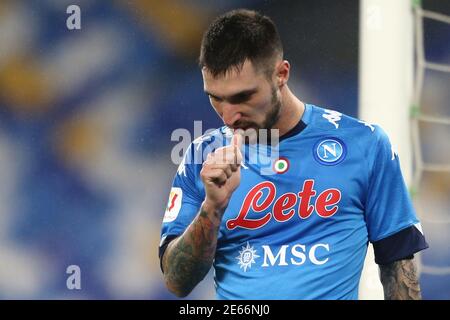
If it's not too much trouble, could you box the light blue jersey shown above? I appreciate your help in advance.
[159,104,428,300]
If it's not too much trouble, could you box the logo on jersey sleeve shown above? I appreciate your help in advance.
[322,109,342,128]
[163,187,182,223]
[236,242,260,272]
[177,156,187,177]
[313,138,346,165]
[358,120,375,132]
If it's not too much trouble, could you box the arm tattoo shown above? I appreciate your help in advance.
[379,259,422,300]
[162,205,222,297]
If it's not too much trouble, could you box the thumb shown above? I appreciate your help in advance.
[232,129,244,165]
[232,129,244,149]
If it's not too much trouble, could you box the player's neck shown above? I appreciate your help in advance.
[274,85,305,137]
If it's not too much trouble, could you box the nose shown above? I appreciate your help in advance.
[222,103,242,128]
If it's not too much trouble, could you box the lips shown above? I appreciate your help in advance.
[232,124,258,131]
[232,119,256,130]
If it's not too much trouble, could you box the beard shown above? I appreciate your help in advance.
[262,85,282,130]
[233,85,282,144]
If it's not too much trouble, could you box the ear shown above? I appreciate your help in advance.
[276,60,290,88]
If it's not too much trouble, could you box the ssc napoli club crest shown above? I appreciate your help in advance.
[313,138,346,165]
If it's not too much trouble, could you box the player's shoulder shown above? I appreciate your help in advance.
[309,104,366,131]
[184,126,229,161]
[176,126,228,177]
[191,126,230,150]
[309,104,388,143]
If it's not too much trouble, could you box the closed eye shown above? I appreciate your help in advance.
[228,92,253,104]
[205,88,257,104]
[207,93,222,102]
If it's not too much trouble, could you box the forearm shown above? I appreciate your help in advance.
[162,201,223,297]
[379,258,422,300]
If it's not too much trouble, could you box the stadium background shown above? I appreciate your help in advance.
[0,0,448,299]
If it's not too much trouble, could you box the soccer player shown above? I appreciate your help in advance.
[159,9,428,299]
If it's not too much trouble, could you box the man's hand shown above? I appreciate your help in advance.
[162,131,244,297]
[201,130,243,212]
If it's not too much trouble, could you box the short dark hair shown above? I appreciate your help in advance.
[199,9,283,78]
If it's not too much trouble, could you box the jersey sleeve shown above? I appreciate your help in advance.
[365,126,428,264]
[159,142,205,268]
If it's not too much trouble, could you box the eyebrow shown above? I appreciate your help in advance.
[204,88,257,101]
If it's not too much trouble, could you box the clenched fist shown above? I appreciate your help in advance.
[200,131,244,213]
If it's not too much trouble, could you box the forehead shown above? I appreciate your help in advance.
[202,60,267,96]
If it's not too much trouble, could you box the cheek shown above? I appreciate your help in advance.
[250,93,274,114]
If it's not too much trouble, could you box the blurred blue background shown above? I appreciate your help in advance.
[0,0,448,299]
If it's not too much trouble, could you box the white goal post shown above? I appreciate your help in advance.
[358,0,414,300]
